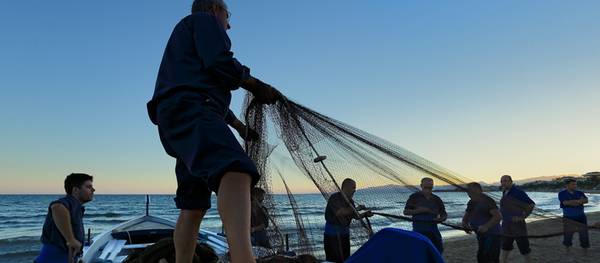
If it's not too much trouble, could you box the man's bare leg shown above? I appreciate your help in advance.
[175,209,206,263]
[218,172,255,263]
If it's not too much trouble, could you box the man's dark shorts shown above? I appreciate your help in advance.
[501,221,531,255]
[156,91,260,210]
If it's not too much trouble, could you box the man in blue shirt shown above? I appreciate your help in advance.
[148,1,281,262]
[35,173,95,263]
[404,177,447,254]
[558,178,589,253]
[462,182,502,263]
[499,175,534,263]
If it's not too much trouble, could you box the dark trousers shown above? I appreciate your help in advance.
[476,233,501,263]
[324,233,350,263]
[563,216,590,248]
[416,230,444,254]
[501,221,531,255]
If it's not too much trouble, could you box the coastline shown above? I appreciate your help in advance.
[525,189,600,194]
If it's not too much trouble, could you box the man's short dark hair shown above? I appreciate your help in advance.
[467,182,482,191]
[191,0,227,13]
[421,177,433,184]
[501,175,513,182]
[64,173,93,195]
[564,178,577,185]
[341,178,356,189]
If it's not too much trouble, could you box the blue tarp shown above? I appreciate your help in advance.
[345,228,445,263]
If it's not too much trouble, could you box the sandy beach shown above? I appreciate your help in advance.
[443,211,600,263]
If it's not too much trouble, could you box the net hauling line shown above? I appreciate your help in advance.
[371,211,600,239]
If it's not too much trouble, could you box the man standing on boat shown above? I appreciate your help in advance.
[147,0,280,262]
[323,178,374,263]
[499,175,534,263]
[558,178,590,254]
[403,177,447,254]
[462,182,502,263]
[35,173,95,263]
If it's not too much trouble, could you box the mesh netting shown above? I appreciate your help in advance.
[241,93,598,257]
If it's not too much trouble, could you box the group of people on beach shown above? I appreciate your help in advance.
[32,173,594,263]
[414,176,590,263]
[321,175,592,263]
[31,0,596,262]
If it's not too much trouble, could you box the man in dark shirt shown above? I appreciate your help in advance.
[462,182,502,263]
[35,173,95,263]
[147,1,280,262]
[499,175,534,263]
[558,178,589,253]
[250,187,271,248]
[323,178,373,263]
[403,177,447,254]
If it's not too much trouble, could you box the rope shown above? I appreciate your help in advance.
[372,211,600,239]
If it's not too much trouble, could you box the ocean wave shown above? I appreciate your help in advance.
[89,219,128,225]
[0,213,46,220]
[0,250,39,261]
[0,220,42,225]
[367,205,399,211]
[0,236,39,246]
[85,212,122,218]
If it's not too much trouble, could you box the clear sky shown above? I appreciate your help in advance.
[1,1,599,194]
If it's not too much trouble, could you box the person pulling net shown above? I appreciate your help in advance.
[241,92,600,261]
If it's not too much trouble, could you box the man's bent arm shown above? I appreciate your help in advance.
[461,212,470,225]
[51,203,76,242]
[439,199,448,220]
[225,109,241,126]
[563,200,582,206]
[404,207,429,216]
[523,203,535,218]
[335,207,356,218]
[482,209,502,230]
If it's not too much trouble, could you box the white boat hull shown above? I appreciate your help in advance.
[81,215,228,263]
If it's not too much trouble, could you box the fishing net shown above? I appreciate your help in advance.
[241,93,599,257]
[123,237,218,263]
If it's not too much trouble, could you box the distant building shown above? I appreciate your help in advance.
[583,171,600,179]
[583,172,600,189]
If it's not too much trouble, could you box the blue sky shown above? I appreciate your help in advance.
[1,1,599,193]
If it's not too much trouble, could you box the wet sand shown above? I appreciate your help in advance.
[443,212,600,263]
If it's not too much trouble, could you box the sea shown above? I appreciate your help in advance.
[1,192,599,263]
